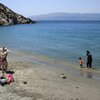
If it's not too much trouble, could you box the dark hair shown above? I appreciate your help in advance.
[87,50,90,54]
[3,47,5,50]
[2,47,7,51]
[79,57,81,60]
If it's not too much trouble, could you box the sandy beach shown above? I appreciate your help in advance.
[0,50,100,100]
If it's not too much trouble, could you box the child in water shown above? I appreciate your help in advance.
[79,57,83,67]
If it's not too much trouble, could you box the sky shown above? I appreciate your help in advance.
[0,0,100,17]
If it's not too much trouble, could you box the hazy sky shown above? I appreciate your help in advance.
[0,0,100,17]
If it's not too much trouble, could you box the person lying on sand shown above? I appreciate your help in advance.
[0,72,14,86]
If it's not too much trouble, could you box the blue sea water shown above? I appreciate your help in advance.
[0,20,100,67]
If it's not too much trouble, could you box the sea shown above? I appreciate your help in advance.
[0,20,100,68]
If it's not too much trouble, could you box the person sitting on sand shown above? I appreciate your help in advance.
[79,57,83,68]
[0,73,14,86]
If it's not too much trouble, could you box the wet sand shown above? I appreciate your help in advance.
[0,50,100,100]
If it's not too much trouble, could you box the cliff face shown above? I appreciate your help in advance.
[0,3,35,26]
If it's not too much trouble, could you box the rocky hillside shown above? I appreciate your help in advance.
[0,3,36,26]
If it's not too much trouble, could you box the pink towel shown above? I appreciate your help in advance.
[7,74,14,84]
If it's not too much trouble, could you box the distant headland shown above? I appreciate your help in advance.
[0,3,36,26]
[30,12,100,21]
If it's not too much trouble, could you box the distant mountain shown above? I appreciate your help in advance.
[30,13,100,20]
[0,3,36,26]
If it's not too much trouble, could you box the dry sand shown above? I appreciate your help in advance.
[0,50,100,100]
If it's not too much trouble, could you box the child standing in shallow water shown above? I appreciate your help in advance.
[79,57,83,67]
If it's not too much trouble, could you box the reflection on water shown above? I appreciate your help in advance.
[80,68,84,76]
[86,69,93,79]
[80,68,93,79]
[87,70,92,78]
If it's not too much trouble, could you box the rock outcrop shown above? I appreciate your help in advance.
[0,3,36,26]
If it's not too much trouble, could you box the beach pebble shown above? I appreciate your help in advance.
[23,81,27,84]
[76,86,79,89]
[60,73,66,79]
[76,98,79,100]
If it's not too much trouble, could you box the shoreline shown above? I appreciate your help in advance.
[0,49,100,100]
[8,49,100,80]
